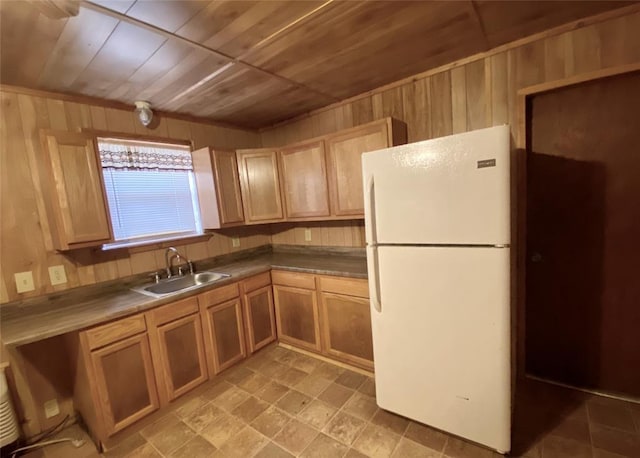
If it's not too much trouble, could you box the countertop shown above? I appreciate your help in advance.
[0,248,367,347]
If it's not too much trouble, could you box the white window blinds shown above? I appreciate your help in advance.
[98,138,202,246]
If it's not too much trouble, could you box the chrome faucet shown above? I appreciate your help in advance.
[165,247,193,278]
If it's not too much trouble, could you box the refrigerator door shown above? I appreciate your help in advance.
[363,125,510,246]
[370,245,511,453]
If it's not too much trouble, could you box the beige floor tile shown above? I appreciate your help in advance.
[102,432,147,458]
[358,378,376,397]
[140,413,181,439]
[255,380,290,403]
[174,395,210,419]
[202,381,234,401]
[588,402,637,433]
[547,415,591,444]
[343,392,379,421]
[345,449,369,458]
[318,383,355,408]
[254,442,295,458]
[540,435,593,458]
[352,424,401,458]
[391,437,441,457]
[335,370,367,390]
[276,390,313,415]
[252,406,291,438]
[590,423,640,457]
[125,443,163,457]
[404,421,448,452]
[371,409,410,435]
[238,372,272,394]
[323,411,367,446]
[213,385,251,412]
[274,350,299,365]
[295,374,333,397]
[232,396,270,423]
[260,360,290,378]
[168,435,217,457]
[592,448,629,458]
[144,420,197,456]
[280,367,309,387]
[183,402,225,432]
[292,354,323,374]
[311,362,344,381]
[200,412,245,449]
[300,432,349,458]
[297,399,338,429]
[218,426,269,458]
[223,365,255,385]
[273,418,320,455]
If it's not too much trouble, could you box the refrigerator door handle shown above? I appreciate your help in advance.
[367,176,378,245]
[367,246,382,313]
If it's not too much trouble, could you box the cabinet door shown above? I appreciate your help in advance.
[326,121,390,217]
[279,141,330,218]
[204,299,247,373]
[319,292,374,371]
[236,149,284,223]
[273,285,321,352]
[42,130,113,249]
[91,334,159,435]
[193,147,244,228]
[243,285,276,354]
[154,314,208,401]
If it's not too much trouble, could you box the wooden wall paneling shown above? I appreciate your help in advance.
[465,59,487,130]
[570,24,603,75]
[450,66,467,133]
[379,86,404,121]
[429,71,453,138]
[544,34,570,81]
[598,12,640,68]
[351,96,375,126]
[402,77,431,143]
[490,52,509,126]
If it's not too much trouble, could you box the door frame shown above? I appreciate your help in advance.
[514,62,640,380]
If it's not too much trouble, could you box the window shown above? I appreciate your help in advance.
[99,138,202,249]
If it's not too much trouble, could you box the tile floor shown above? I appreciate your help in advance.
[20,345,640,458]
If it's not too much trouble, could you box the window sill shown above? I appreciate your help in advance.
[102,233,212,253]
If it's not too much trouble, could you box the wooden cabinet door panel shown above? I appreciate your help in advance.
[326,122,389,216]
[91,334,159,435]
[42,131,113,248]
[236,149,284,223]
[273,285,321,352]
[280,141,330,218]
[213,149,245,225]
[320,292,374,370]
[156,314,208,401]
[205,299,247,373]
[244,285,276,353]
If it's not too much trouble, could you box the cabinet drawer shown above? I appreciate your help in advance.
[319,276,369,298]
[84,314,147,350]
[272,270,315,289]
[241,272,271,293]
[149,297,199,326]
[199,282,239,308]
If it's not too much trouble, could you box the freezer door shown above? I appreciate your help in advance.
[371,245,511,453]
[363,125,510,246]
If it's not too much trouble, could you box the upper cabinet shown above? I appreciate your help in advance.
[41,130,113,250]
[279,140,331,219]
[236,148,285,224]
[192,147,245,228]
[326,118,407,217]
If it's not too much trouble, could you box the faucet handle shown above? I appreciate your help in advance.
[187,261,194,274]
[177,265,184,276]
[148,272,161,283]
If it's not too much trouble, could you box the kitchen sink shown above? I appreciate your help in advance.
[131,271,231,298]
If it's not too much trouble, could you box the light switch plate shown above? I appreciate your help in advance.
[14,271,35,293]
[48,265,67,285]
[44,399,59,419]
[232,237,240,248]
[304,228,312,241]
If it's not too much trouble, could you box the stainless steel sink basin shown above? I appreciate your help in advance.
[132,271,230,298]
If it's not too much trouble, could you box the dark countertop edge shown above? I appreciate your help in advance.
[1,251,368,347]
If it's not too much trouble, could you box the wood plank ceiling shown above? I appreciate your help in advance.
[0,0,634,128]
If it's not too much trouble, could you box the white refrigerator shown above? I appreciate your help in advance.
[362,125,511,453]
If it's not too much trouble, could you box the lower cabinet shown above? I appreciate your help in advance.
[241,272,277,354]
[272,271,322,352]
[318,277,373,371]
[147,297,208,404]
[199,283,247,374]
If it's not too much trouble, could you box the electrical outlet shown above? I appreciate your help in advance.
[14,271,35,293]
[44,399,59,418]
[48,265,67,285]
[304,228,312,241]
[232,237,240,248]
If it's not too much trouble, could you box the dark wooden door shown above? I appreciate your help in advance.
[526,71,640,397]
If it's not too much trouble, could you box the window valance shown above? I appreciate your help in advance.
[98,139,193,171]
